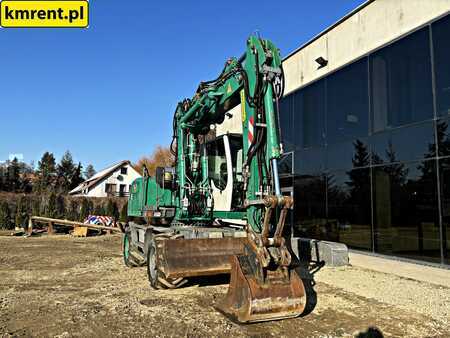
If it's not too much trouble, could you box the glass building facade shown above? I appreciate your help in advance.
[279,14,450,265]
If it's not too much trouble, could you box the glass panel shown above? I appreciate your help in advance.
[278,152,293,176]
[293,173,327,239]
[327,138,370,170]
[370,27,433,132]
[207,139,227,191]
[327,169,372,250]
[327,58,369,144]
[280,175,293,190]
[279,94,295,152]
[436,118,450,158]
[438,158,450,265]
[370,121,435,164]
[294,80,326,148]
[373,161,441,263]
[294,148,325,176]
[433,14,450,117]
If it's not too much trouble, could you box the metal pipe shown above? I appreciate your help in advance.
[272,158,281,196]
[238,52,246,64]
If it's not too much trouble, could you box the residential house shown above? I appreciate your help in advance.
[69,160,141,197]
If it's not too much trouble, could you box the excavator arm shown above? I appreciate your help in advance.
[170,36,306,323]
[126,35,307,324]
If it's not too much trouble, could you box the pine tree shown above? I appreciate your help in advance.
[79,198,90,222]
[385,141,408,186]
[57,151,76,193]
[35,152,57,192]
[119,202,128,223]
[106,200,114,217]
[7,158,21,192]
[351,140,370,168]
[20,175,32,193]
[32,198,41,217]
[108,201,119,221]
[67,199,80,221]
[0,167,5,191]
[84,164,96,179]
[419,120,449,181]
[346,140,372,225]
[55,194,66,219]
[15,196,28,229]
[46,192,57,218]
[70,162,84,190]
[347,140,371,195]
[0,202,12,230]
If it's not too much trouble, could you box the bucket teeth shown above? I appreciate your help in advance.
[216,249,306,323]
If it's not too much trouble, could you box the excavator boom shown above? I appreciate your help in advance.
[126,36,309,323]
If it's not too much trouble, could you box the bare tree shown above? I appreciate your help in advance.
[135,146,174,176]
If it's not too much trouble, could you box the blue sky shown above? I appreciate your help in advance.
[0,0,365,171]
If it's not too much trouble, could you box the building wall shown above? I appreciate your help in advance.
[278,3,450,266]
[87,164,141,197]
[283,0,450,94]
[217,1,450,137]
[214,1,450,265]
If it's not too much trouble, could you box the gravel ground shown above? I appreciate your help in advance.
[317,266,450,325]
[0,234,449,338]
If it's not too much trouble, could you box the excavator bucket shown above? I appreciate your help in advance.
[216,245,306,323]
[157,237,245,279]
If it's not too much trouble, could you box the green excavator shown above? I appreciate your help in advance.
[123,36,309,323]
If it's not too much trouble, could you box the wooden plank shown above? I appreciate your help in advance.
[48,222,54,235]
[31,216,122,233]
[72,226,88,237]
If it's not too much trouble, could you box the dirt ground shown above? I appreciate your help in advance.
[0,234,449,338]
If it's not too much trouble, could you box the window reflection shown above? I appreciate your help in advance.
[327,58,369,144]
[436,118,450,158]
[373,161,440,263]
[294,80,326,148]
[438,159,450,264]
[293,174,327,240]
[433,15,450,116]
[327,139,370,170]
[370,27,433,132]
[294,148,325,176]
[281,14,450,265]
[328,169,372,250]
[279,94,295,152]
[278,152,293,176]
[370,122,435,164]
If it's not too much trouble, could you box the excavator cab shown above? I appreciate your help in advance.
[206,134,245,218]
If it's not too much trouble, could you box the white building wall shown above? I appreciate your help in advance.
[86,163,141,197]
[283,0,450,94]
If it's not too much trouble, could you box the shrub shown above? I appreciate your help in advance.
[106,199,119,220]
[0,201,12,230]
[46,192,57,218]
[119,202,128,223]
[15,195,29,229]
[67,199,79,221]
[79,198,90,222]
